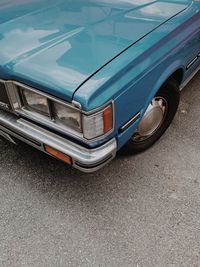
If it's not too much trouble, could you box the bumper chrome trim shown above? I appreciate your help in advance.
[0,110,117,172]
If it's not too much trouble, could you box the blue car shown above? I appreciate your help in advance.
[0,0,199,172]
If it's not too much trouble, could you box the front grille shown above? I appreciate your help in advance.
[0,81,12,111]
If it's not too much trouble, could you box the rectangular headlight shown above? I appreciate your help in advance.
[83,104,113,140]
[53,102,82,132]
[15,84,113,141]
[21,89,49,116]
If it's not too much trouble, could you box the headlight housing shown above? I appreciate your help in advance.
[53,101,82,132]
[20,89,49,116]
[10,83,114,141]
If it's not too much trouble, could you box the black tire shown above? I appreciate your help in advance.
[123,78,180,154]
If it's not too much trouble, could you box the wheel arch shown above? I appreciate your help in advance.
[143,63,184,115]
[154,64,185,93]
[168,68,184,86]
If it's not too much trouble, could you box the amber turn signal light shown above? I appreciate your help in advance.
[44,145,72,165]
[103,105,113,134]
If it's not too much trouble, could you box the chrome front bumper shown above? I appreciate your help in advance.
[0,110,117,172]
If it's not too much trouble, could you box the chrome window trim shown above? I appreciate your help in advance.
[1,79,115,144]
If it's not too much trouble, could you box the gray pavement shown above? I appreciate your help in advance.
[0,73,199,267]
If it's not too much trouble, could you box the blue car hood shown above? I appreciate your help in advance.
[0,0,189,102]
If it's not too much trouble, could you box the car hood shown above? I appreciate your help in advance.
[0,0,189,102]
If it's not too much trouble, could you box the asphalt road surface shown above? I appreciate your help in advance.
[0,73,199,267]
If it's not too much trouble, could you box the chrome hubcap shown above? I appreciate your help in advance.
[132,97,168,142]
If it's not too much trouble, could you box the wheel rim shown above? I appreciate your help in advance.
[132,97,168,142]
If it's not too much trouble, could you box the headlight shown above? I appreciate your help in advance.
[54,102,82,132]
[21,89,49,116]
[54,102,113,139]
[83,104,113,140]
[15,84,113,141]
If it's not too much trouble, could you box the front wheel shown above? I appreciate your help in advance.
[124,79,180,154]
